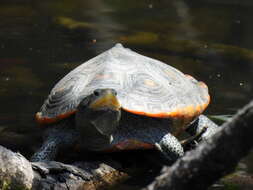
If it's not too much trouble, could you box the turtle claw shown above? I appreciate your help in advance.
[186,115,220,140]
[181,126,208,148]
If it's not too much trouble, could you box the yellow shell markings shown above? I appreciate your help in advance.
[95,73,113,80]
[53,87,66,95]
[144,79,158,87]
[165,68,179,81]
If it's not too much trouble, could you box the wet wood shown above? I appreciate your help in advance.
[0,145,128,190]
[144,100,253,190]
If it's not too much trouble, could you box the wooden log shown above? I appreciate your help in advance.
[144,100,253,190]
[2,99,253,190]
[0,145,33,190]
[0,145,128,190]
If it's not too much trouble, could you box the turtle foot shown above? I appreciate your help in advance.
[186,115,220,142]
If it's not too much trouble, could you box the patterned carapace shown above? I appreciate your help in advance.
[36,44,209,125]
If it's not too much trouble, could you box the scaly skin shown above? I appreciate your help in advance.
[31,89,220,162]
[186,115,220,141]
[31,114,219,162]
[31,119,79,162]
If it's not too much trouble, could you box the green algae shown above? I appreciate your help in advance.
[0,5,36,17]
[0,65,43,97]
[2,66,43,88]
[119,31,253,64]
[219,173,253,190]
[54,17,97,30]
[0,180,30,190]
[120,32,158,45]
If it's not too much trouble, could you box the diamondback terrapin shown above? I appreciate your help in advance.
[31,44,218,162]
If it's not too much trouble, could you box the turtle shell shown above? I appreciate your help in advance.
[36,43,210,125]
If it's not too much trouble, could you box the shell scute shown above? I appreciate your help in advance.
[37,44,210,124]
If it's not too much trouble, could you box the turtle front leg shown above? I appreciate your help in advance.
[186,114,220,141]
[31,128,79,162]
[155,133,184,162]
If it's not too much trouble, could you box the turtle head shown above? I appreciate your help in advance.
[76,89,121,144]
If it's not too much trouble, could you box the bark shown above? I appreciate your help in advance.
[0,145,128,190]
[0,146,33,190]
[144,100,253,190]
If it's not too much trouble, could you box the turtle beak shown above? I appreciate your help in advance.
[89,90,121,111]
[88,89,121,136]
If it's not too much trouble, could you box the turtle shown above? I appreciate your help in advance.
[31,43,219,162]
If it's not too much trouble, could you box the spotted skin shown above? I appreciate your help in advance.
[187,115,220,141]
[37,44,209,126]
[109,111,184,161]
[32,112,217,162]
[31,118,79,162]
[33,111,186,162]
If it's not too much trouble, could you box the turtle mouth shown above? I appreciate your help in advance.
[89,90,121,111]
[91,109,121,136]
[89,91,121,136]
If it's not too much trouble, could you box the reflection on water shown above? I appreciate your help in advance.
[0,0,253,189]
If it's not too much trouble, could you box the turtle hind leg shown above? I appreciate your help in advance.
[154,133,184,163]
[186,114,220,142]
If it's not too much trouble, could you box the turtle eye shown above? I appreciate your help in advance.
[93,89,100,96]
[112,89,117,96]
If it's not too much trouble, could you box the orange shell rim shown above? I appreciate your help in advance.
[35,94,210,125]
[123,94,210,119]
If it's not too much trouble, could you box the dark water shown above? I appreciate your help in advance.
[0,0,253,189]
